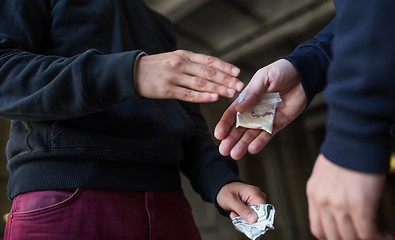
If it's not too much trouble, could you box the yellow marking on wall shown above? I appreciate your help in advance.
[390,153,395,173]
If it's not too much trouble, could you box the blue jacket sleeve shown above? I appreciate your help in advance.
[321,0,395,173]
[0,0,143,121]
[281,19,334,105]
[179,101,242,215]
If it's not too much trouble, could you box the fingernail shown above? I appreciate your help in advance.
[236,81,244,91]
[211,93,219,100]
[232,67,240,76]
[227,88,236,96]
[247,213,256,224]
[238,91,246,103]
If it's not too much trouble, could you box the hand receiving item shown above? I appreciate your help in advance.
[135,50,244,102]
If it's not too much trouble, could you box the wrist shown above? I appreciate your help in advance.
[133,52,147,97]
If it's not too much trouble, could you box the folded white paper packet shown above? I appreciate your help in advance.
[236,92,282,134]
[232,204,276,240]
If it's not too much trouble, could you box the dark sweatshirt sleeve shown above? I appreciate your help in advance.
[321,0,395,173]
[0,0,143,121]
[281,19,334,105]
[179,101,242,216]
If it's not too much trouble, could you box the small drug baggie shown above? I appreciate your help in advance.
[232,204,275,240]
[236,92,282,134]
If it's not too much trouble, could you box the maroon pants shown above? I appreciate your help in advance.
[4,188,201,240]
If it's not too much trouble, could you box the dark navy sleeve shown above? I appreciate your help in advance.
[179,101,242,216]
[0,0,143,121]
[281,19,334,105]
[321,0,395,173]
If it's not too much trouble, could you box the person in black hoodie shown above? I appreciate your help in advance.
[216,1,395,239]
[0,0,267,239]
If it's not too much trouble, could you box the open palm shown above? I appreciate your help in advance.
[214,59,307,160]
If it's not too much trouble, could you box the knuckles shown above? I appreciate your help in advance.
[182,88,195,100]
[194,77,207,89]
[203,55,215,65]
[205,67,217,78]
[168,54,186,68]
[173,49,188,56]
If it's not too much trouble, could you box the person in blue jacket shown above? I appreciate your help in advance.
[215,0,395,239]
[0,0,267,239]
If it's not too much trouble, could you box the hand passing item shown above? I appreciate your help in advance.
[236,92,282,134]
[232,204,276,240]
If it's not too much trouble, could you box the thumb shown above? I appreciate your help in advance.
[234,70,267,113]
[235,87,264,113]
[231,200,258,224]
[214,100,238,140]
[230,211,239,219]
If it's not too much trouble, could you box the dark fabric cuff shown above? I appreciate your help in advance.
[321,105,391,173]
[85,50,145,107]
[279,46,329,106]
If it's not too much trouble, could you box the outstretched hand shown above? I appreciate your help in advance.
[135,50,244,102]
[217,182,266,224]
[214,59,307,160]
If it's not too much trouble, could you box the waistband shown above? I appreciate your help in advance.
[7,158,182,199]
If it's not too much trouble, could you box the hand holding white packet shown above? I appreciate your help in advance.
[232,204,276,240]
[236,92,282,134]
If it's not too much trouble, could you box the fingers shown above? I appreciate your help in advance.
[229,129,261,160]
[216,120,270,160]
[216,100,268,159]
[179,74,237,98]
[216,98,265,160]
[217,182,266,224]
[309,202,363,240]
[310,204,357,240]
[218,126,262,160]
[349,176,385,240]
[215,67,269,142]
[233,201,259,224]
[181,60,243,96]
[177,50,244,94]
[180,50,241,78]
[336,215,358,240]
[171,86,219,103]
[135,50,244,102]
[308,199,326,240]
[215,100,238,140]
[218,126,245,158]
[247,131,272,154]
[230,211,239,219]
[217,182,266,223]
[235,185,267,224]
[217,121,271,160]
[320,210,341,240]
[350,200,378,240]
